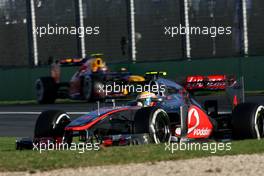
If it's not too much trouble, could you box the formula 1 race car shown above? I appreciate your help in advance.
[35,54,145,104]
[17,72,264,149]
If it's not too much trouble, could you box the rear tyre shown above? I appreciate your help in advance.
[35,77,57,104]
[34,110,71,138]
[134,107,171,144]
[232,103,264,139]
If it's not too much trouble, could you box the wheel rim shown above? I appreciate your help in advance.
[155,114,169,142]
[54,114,71,137]
[255,106,264,139]
[54,114,71,128]
[150,109,170,144]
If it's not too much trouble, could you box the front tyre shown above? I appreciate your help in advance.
[232,103,264,139]
[34,110,71,138]
[134,107,171,144]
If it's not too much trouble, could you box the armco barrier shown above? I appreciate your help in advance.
[0,56,263,101]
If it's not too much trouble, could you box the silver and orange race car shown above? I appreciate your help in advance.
[17,73,264,149]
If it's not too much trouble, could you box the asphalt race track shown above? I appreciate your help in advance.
[0,95,263,137]
[0,101,128,137]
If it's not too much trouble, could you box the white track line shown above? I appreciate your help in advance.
[0,112,89,115]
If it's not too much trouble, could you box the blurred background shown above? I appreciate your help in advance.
[0,0,263,100]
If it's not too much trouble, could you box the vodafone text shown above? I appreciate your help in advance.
[193,128,211,136]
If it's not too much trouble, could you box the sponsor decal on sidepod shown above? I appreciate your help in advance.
[175,105,213,138]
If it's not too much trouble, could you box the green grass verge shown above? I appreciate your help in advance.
[0,100,37,105]
[0,137,264,172]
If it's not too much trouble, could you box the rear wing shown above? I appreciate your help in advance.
[184,75,235,91]
[184,74,245,107]
[60,58,86,66]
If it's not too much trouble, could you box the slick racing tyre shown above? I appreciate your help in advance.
[82,76,93,101]
[232,103,264,139]
[35,77,57,104]
[34,110,71,138]
[134,107,171,144]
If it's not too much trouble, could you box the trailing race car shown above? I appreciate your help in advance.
[35,54,145,104]
[17,72,264,149]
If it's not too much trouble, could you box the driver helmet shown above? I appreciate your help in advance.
[136,91,157,107]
